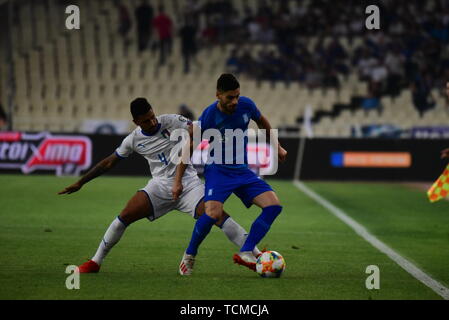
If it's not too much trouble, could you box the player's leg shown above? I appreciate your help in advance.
[185,200,223,256]
[232,172,282,271]
[92,190,153,263]
[178,167,235,275]
[178,200,223,275]
[195,200,261,257]
[184,166,235,258]
[79,190,153,273]
[239,190,282,253]
[176,178,247,275]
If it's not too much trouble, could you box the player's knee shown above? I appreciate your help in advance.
[205,201,224,220]
[271,193,281,207]
[119,209,141,225]
[215,214,229,227]
[118,211,133,225]
[207,210,222,220]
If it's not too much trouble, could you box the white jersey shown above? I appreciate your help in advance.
[115,114,197,180]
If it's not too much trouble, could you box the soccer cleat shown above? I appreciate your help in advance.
[179,252,195,276]
[78,259,100,273]
[233,251,257,271]
[255,247,268,259]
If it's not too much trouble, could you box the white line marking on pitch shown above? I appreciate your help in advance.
[293,180,449,300]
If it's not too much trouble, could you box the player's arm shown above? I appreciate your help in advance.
[58,153,121,195]
[254,114,287,163]
[172,123,197,200]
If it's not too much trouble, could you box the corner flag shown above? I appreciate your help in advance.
[427,164,449,202]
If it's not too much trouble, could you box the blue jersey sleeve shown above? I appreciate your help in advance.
[249,99,262,121]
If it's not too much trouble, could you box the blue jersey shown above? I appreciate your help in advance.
[198,96,261,169]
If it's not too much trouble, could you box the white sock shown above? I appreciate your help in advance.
[221,217,261,257]
[91,217,127,265]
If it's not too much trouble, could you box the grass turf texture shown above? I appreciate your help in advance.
[0,174,447,300]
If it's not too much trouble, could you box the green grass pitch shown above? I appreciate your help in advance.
[0,174,448,300]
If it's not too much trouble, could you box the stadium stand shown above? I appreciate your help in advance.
[3,0,449,136]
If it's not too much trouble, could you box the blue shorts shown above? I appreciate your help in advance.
[203,165,273,208]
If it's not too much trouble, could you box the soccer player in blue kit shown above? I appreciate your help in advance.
[173,74,287,274]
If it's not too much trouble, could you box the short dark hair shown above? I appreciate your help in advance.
[130,97,152,119]
[217,73,240,92]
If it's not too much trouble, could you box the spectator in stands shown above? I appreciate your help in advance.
[135,0,154,52]
[247,18,262,42]
[153,5,174,66]
[183,0,202,28]
[115,0,131,45]
[368,58,389,95]
[238,50,257,75]
[361,80,382,112]
[179,104,195,121]
[225,49,241,74]
[411,71,436,117]
[446,81,449,98]
[0,103,8,131]
[180,17,197,74]
[323,67,340,89]
[357,49,378,81]
[304,65,323,89]
[241,4,254,26]
[385,46,405,98]
[199,22,218,47]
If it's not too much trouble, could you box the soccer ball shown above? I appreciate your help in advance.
[256,251,286,278]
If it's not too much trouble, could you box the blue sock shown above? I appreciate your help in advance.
[240,205,282,252]
[186,213,218,255]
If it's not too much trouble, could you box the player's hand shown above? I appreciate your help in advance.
[58,182,83,195]
[172,181,183,201]
[278,146,287,163]
[441,148,449,159]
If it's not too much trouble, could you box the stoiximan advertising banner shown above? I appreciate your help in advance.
[0,132,92,176]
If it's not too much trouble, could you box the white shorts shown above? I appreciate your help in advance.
[139,176,204,221]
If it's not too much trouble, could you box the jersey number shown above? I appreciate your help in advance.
[158,152,169,166]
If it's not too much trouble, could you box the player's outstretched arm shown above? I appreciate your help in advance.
[58,153,121,195]
[255,114,288,163]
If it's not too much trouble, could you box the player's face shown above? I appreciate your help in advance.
[134,109,158,132]
[217,88,240,114]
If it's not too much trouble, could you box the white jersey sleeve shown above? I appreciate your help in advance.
[115,131,135,158]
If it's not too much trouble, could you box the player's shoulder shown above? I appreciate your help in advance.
[200,101,218,118]
[119,127,139,149]
[125,127,140,139]
[157,114,175,123]
[159,113,190,121]
[238,96,256,108]
[158,113,178,125]
[159,113,192,128]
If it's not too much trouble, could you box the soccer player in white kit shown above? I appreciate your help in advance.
[58,98,260,274]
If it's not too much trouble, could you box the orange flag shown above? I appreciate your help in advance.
[427,164,449,202]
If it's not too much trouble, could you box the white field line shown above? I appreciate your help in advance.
[293,180,449,300]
